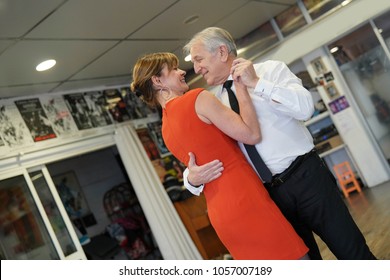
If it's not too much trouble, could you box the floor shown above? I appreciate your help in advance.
[108,180,390,260]
[314,181,390,260]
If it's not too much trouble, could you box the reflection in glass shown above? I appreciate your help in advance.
[303,0,353,20]
[236,21,279,59]
[30,171,77,257]
[373,10,390,50]
[328,23,390,164]
[275,4,307,37]
[0,175,59,259]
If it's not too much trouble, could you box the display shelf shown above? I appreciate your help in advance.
[319,144,346,158]
[304,111,330,126]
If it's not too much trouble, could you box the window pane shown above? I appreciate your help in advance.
[303,0,351,20]
[0,175,59,259]
[236,21,279,59]
[275,4,307,37]
[30,171,77,257]
[373,10,390,50]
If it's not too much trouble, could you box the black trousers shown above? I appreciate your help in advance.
[265,152,376,260]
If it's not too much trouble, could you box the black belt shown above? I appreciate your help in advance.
[265,149,316,188]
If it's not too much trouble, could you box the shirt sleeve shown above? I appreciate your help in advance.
[183,168,204,196]
[254,61,314,121]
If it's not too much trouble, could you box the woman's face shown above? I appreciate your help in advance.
[158,64,189,94]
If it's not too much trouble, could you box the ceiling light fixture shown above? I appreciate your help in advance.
[330,46,339,53]
[36,59,56,71]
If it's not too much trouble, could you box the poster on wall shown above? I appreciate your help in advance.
[0,133,8,156]
[0,185,45,253]
[40,95,79,137]
[0,101,34,148]
[82,91,113,127]
[120,87,155,120]
[147,120,170,157]
[14,98,57,142]
[103,89,131,123]
[63,93,94,130]
[328,95,350,114]
[52,171,96,228]
[136,127,160,160]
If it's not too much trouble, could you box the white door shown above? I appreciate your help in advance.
[0,167,87,259]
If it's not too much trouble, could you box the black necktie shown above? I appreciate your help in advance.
[223,80,273,183]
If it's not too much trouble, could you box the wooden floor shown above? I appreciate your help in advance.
[315,181,390,260]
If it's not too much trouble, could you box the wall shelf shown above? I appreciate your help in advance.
[319,144,346,158]
[304,111,330,126]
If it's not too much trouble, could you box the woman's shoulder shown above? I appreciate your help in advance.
[186,88,205,95]
[181,88,205,102]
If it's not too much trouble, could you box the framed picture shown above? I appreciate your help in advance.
[311,57,327,75]
[52,171,95,227]
[324,71,334,82]
[324,82,340,100]
[328,96,350,114]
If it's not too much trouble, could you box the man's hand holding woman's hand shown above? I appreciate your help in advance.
[231,58,259,89]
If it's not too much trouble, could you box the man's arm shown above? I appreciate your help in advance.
[232,58,314,121]
[183,152,224,195]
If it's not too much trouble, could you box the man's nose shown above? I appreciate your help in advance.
[194,63,200,74]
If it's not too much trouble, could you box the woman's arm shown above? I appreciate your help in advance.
[195,81,261,145]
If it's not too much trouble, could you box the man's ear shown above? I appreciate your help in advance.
[219,45,229,62]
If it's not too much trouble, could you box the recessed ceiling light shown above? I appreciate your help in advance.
[36,59,56,71]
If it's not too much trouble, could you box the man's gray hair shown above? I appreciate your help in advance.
[183,27,237,56]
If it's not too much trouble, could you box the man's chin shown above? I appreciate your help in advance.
[203,76,215,86]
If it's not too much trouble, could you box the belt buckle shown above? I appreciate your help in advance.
[271,177,284,188]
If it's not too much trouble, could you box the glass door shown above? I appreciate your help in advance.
[27,166,86,259]
[328,17,390,166]
[0,169,59,259]
[0,168,86,259]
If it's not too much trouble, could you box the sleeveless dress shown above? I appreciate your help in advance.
[162,88,308,259]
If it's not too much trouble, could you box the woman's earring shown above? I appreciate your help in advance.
[160,87,170,101]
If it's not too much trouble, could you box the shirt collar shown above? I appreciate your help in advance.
[216,76,233,98]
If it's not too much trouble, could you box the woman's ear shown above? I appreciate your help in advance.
[151,75,161,87]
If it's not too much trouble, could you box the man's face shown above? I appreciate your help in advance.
[190,41,229,86]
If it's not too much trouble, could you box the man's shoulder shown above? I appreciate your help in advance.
[254,60,288,74]
[255,59,285,67]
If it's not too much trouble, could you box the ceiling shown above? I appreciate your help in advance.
[0,0,297,99]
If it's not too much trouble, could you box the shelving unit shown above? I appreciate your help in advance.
[304,111,330,126]
[305,110,343,154]
[319,143,346,158]
[305,110,363,186]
